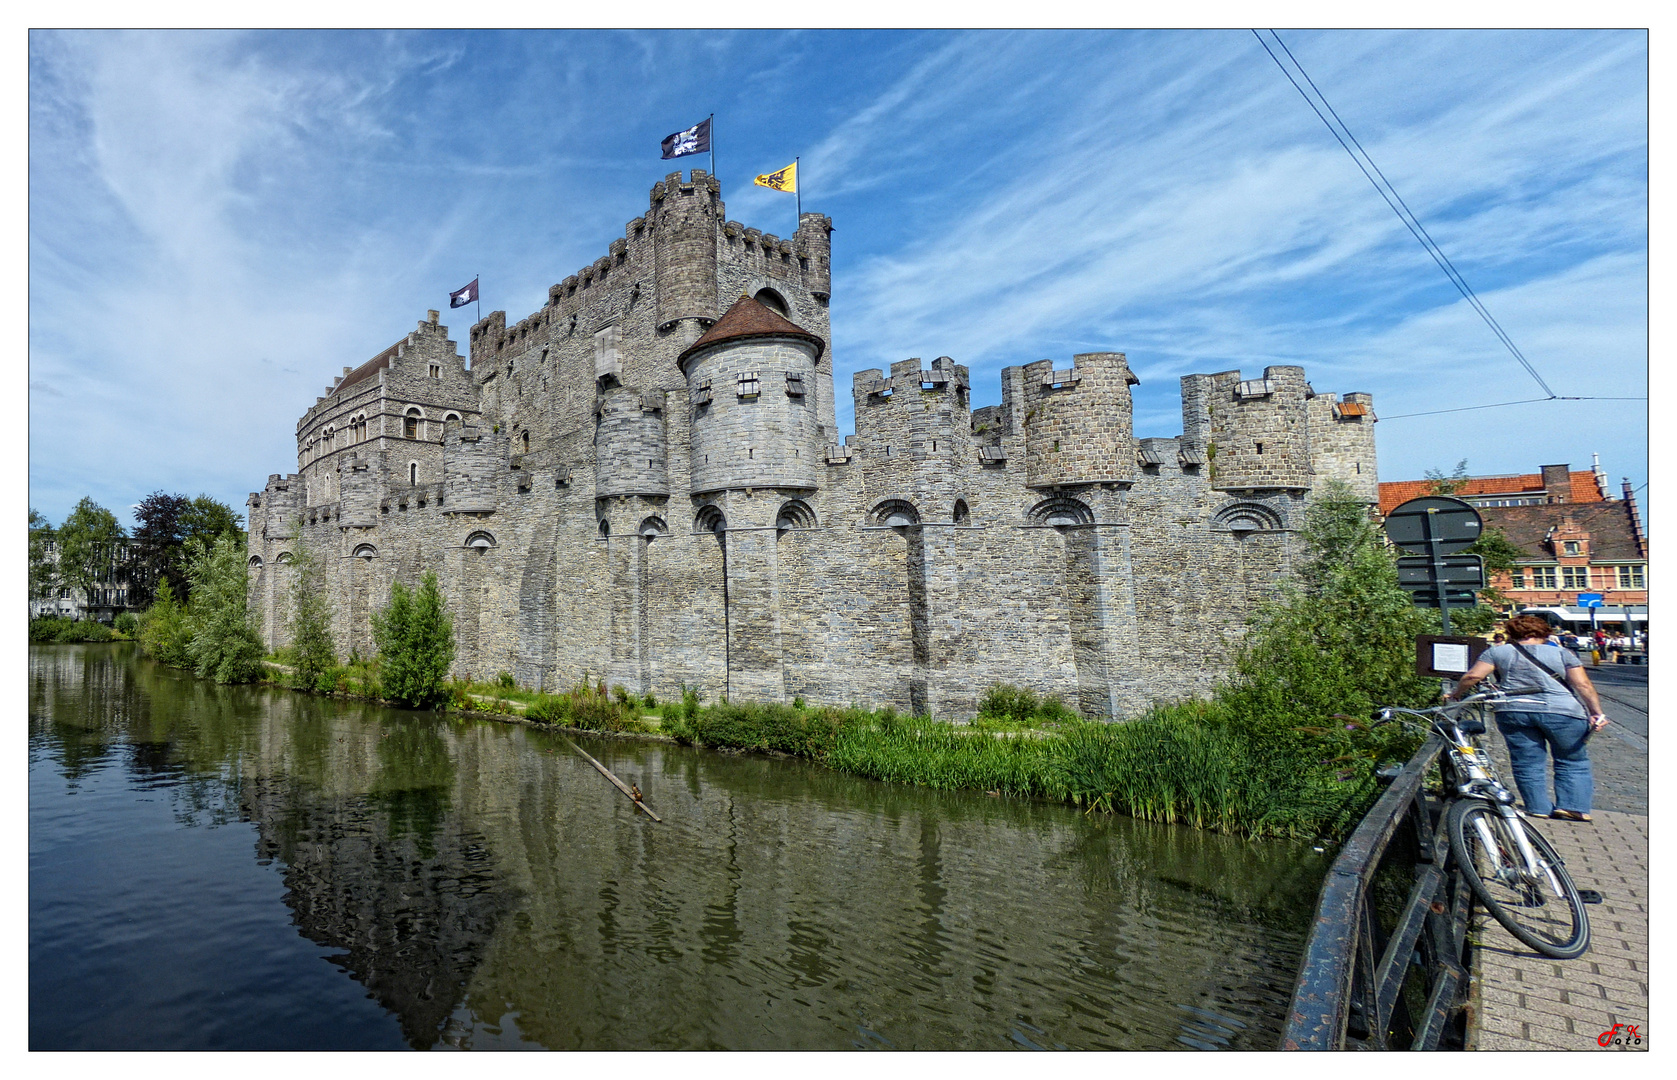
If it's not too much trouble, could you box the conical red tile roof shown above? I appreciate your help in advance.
[677,294,824,369]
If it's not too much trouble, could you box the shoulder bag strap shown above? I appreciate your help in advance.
[1510,642,1568,684]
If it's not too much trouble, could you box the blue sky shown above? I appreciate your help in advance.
[27,29,1649,531]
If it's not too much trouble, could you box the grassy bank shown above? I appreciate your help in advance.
[656,692,1416,841]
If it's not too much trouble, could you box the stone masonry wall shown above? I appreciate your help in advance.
[249,172,1373,720]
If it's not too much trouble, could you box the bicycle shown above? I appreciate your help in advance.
[1373,691,1590,960]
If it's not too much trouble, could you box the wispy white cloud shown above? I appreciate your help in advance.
[27,29,1646,534]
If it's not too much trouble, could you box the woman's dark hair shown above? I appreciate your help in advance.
[1504,614,1555,642]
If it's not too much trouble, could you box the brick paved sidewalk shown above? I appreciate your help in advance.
[1466,809,1648,1051]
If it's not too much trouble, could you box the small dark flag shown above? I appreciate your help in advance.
[661,118,712,160]
[450,278,478,308]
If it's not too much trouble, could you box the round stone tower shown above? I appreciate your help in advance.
[594,385,669,497]
[652,171,720,332]
[680,294,825,495]
[1021,351,1140,488]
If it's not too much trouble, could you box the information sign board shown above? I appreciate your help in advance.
[1577,593,1604,608]
[1415,634,1490,678]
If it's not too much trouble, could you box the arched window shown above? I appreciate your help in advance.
[638,516,668,537]
[352,544,377,560]
[1027,496,1095,527]
[598,519,610,537]
[521,430,530,454]
[248,555,264,570]
[275,552,294,565]
[953,499,970,525]
[775,500,816,530]
[695,505,726,534]
[404,409,421,439]
[1214,501,1284,535]
[409,462,418,486]
[753,288,790,317]
[870,499,920,527]
[464,530,495,551]
[444,412,462,431]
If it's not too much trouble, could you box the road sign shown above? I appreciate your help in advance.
[1384,496,1483,555]
[1578,593,1604,607]
[1397,553,1485,589]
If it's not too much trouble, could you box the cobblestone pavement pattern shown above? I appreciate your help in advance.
[1468,661,1648,1051]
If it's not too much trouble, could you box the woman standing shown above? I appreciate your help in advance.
[1451,614,1610,822]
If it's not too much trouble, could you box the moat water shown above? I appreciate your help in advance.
[30,644,1327,1050]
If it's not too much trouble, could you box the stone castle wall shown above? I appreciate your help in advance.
[248,170,1377,719]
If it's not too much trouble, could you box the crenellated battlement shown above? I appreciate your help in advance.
[250,169,1382,720]
[1181,365,1315,491]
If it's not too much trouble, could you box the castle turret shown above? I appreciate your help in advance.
[594,385,669,497]
[337,451,381,528]
[1182,365,1314,491]
[795,212,832,301]
[653,170,720,331]
[444,424,506,513]
[258,473,299,540]
[1018,352,1139,488]
[680,294,824,494]
[1306,390,1377,502]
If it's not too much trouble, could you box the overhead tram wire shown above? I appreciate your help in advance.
[1379,396,1646,421]
[1251,29,1559,400]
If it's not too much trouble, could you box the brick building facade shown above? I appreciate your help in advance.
[1378,461,1648,631]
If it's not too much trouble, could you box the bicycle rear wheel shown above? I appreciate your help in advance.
[1448,800,1589,959]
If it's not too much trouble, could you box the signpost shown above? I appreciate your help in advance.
[1386,495,1486,694]
[1385,496,1485,636]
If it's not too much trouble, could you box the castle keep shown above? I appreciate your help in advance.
[248,169,1378,717]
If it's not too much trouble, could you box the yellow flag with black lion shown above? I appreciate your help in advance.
[754,161,796,193]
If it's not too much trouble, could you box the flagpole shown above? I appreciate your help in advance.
[709,113,715,186]
[476,274,481,325]
[795,156,801,223]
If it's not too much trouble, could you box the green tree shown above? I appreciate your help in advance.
[1424,459,1470,495]
[138,580,194,667]
[55,497,126,612]
[1463,523,1526,612]
[131,492,246,608]
[286,531,337,690]
[184,533,264,684]
[1223,481,1437,742]
[371,571,455,708]
[28,509,56,601]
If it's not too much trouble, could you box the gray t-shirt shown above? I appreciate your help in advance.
[1482,642,1586,717]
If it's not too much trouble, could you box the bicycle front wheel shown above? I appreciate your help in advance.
[1448,800,1590,959]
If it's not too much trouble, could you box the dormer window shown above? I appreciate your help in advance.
[1563,540,1581,555]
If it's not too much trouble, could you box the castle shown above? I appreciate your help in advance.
[247,169,1378,718]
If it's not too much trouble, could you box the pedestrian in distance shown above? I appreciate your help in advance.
[1451,613,1610,823]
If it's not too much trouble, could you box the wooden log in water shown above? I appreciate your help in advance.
[564,738,663,822]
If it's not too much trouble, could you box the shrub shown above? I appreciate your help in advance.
[496,671,516,690]
[138,581,194,668]
[371,572,455,709]
[184,534,265,684]
[527,681,650,733]
[287,536,337,692]
[41,619,116,643]
[113,612,139,637]
[29,617,73,643]
[975,682,1074,728]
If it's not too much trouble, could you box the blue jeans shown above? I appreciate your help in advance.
[1494,710,1594,816]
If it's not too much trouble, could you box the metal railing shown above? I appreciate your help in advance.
[1281,734,1474,1050]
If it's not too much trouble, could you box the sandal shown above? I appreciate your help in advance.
[1551,809,1593,822]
